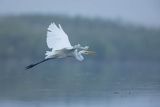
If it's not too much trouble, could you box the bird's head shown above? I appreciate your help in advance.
[80,50,96,55]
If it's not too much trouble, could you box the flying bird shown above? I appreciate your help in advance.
[26,22,95,69]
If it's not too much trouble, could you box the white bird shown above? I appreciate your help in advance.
[26,22,95,69]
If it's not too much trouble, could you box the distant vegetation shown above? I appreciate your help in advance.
[0,15,160,100]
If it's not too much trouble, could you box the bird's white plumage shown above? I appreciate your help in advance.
[26,22,95,69]
[73,50,84,61]
[47,23,72,51]
[45,23,72,59]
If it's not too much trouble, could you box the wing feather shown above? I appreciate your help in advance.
[46,22,72,51]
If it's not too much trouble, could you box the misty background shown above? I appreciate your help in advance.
[0,0,160,107]
[0,0,160,27]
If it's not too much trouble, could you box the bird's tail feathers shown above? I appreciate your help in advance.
[45,51,54,59]
[45,51,51,56]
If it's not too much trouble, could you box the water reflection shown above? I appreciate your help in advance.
[0,95,160,107]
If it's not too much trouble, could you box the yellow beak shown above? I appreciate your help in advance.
[85,50,96,55]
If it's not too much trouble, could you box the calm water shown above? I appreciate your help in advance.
[0,90,160,107]
[0,97,160,107]
[1,61,160,107]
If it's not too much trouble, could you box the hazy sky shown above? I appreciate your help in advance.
[0,0,160,27]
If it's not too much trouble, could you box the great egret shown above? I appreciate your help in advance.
[26,22,95,69]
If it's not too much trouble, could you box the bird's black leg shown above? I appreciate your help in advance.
[25,58,52,70]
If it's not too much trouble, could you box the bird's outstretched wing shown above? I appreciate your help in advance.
[47,22,72,51]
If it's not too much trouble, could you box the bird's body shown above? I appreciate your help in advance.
[48,48,74,59]
[26,22,95,69]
